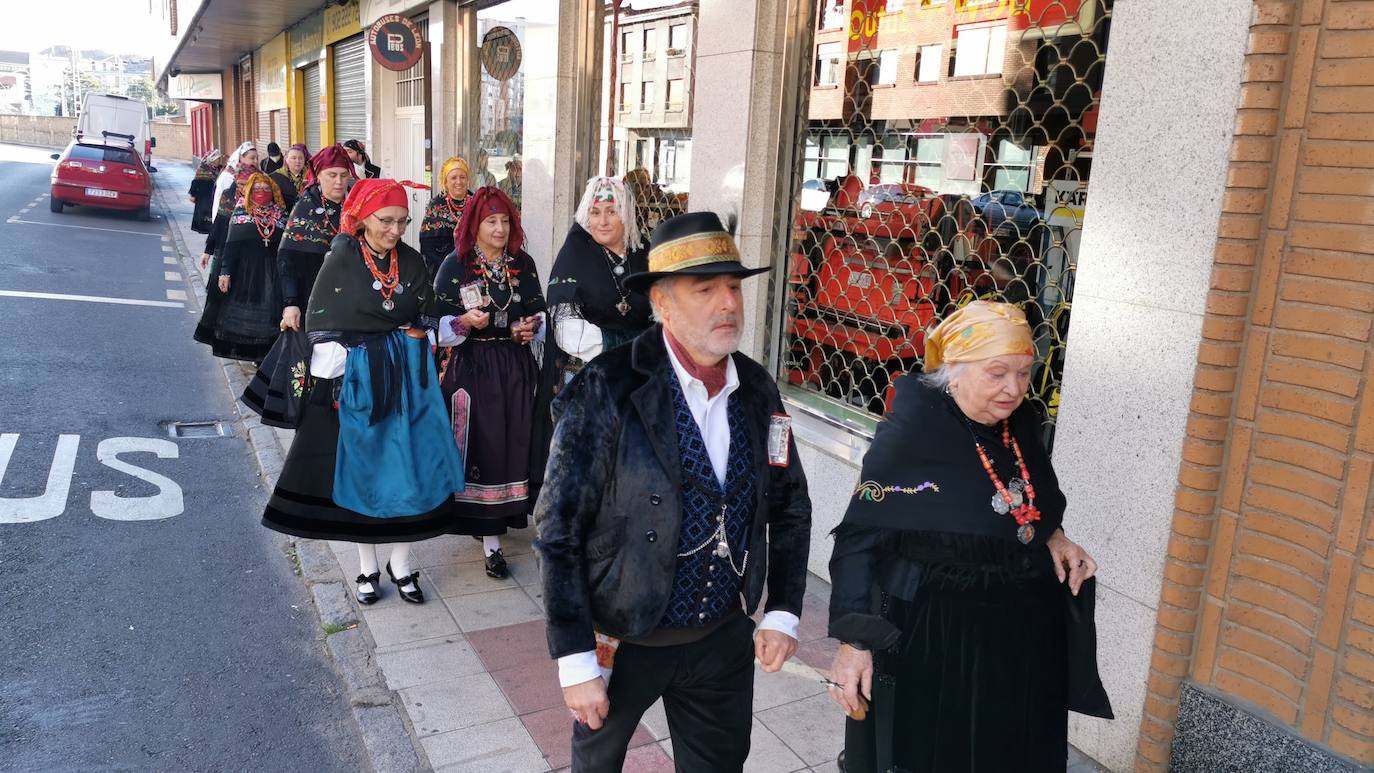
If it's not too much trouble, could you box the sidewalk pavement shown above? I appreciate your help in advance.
[155,161,1109,773]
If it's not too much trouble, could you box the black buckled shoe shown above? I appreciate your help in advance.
[484,548,508,579]
[355,572,381,605]
[385,562,425,604]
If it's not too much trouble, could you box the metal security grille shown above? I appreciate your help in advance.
[395,52,426,108]
[779,0,1110,446]
[274,109,290,146]
[303,63,323,151]
[332,35,368,146]
[597,2,696,247]
[256,111,272,152]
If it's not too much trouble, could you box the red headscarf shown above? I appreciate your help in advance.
[454,186,524,258]
[311,144,356,178]
[340,179,411,234]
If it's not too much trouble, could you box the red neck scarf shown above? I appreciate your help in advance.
[665,328,727,398]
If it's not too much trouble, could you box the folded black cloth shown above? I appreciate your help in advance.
[1066,577,1114,719]
[240,329,310,429]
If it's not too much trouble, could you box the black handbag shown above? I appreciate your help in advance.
[1065,577,1115,719]
[240,329,311,429]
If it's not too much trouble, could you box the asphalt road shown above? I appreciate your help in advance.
[0,144,366,772]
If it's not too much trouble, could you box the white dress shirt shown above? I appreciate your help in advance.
[556,332,800,687]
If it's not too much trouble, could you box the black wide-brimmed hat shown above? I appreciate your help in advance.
[623,211,771,294]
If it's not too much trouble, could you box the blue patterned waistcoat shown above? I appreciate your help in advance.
[658,374,757,629]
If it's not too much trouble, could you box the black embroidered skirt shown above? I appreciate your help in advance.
[846,569,1068,773]
[193,250,279,362]
[440,337,537,534]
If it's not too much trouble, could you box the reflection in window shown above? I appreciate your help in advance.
[877,50,899,86]
[619,82,631,112]
[669,24,688,52]
[641,81,655,112]
[953,23,1007,77]
[816,43,842,86]
[621,30,633,60]
[917,44,942,82]
[642,28,657,59]
[820,0,846,30]
[666,79,685,111]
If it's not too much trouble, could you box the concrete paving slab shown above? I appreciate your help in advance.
[445,587,544,632]
[756,692,846,767]
[400,673,514,737]
[420,716,548,772]
[361,599,461,648]
[377,635,486,691]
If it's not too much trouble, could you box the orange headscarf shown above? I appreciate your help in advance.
[923,301,1034,371]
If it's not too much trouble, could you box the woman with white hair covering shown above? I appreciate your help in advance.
[529,176,653,502]
[200,141,260,269]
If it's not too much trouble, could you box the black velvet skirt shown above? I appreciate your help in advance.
[845,569,1069,773]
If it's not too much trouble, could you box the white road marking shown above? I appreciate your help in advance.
[164,256,178,264]
[91,437,184,521]
[165,289,187,301]
[0,434,80,523]
[0,289,183,308]
[161,244,176,252]
[19,208,30,214]
[164,271,181,282]
[6,219,161,237]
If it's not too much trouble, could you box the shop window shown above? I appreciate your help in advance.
[816,43,843,86]
[916,44,942,82]
[668,24,689,55]
[779,4,1111,446]
[876,50,899,86]
[643,28,657,60]
[666,79,685,112]
[641,81,656,112]
[953,22,1007,77]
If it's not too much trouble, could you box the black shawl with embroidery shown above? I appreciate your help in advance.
[278,186,341,307]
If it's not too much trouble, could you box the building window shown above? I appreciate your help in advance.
[619,82,631,112]
[621,30,633,61]
[666,79,685,111]
[916,44,942,82]
[820,0,846,30]
[643,28,657,60]
[953,22,1007,77]
[912,136,944,189]
[816,42,843,86]
[803,134,851,181]
[641,81,655,112]
[876,50,899,86]
[668,24,689,54]
[989,139,1033,192]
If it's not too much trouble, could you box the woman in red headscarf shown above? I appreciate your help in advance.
[263,178,465,607]
[432,186,547,579]
[193,172,287,362]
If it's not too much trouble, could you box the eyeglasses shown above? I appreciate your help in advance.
[370,215,413,230]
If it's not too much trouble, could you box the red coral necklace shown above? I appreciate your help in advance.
[361,240,401,312]
[970,420,1041,544]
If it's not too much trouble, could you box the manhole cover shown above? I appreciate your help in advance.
[166,421,231,439]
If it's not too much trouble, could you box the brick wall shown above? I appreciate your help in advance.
[1142,0,1374,768]
[0,115,77,148]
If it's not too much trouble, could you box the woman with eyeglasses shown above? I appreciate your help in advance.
[432,186,547,579]
[262,179,465,607]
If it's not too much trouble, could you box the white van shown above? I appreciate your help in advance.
[75,93,156,169]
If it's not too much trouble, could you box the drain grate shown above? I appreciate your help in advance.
[166,421,231,439]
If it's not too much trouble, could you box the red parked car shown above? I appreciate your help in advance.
[49,135,152,220]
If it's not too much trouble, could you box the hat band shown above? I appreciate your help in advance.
[648,233,741,273]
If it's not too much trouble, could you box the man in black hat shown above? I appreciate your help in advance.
[535,212,813,771]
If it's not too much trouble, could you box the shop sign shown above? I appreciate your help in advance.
[167,73,223,101]
[1046,178,1087,226]
[847,0,885,54]
[324,2,362,45]
[1012,0,1085,36]
[256,33,289,112]
[480,26,521,82]
[368,14,424,72]
[290,12,325,68]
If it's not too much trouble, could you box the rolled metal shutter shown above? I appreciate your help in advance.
[332,35,367,146]
[257,111,271,153]
[303,63,323,151]
[275,109,290,145]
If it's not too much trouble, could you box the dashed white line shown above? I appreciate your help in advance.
[165,289,187,301]
[164,271,181,282]
[0,289,183,309]
[164,256,178,265]
[6,219,161,237]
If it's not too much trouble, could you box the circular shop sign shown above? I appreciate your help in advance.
[480,26,522,81]
[369,14,424,72]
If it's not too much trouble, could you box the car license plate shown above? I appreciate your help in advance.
[85,188,118,198]
[848,272,873,289]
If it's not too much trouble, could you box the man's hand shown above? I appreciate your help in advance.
[754,628,798,673]
[200,252,211,269]
[563,677,610,731]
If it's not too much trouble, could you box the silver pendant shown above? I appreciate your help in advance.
[715,541,730,558]
[613,265,625,276]
[498,283,508,291]
[395,283,405,295]
[382,298,395,312]
[1017,523,1035,544]
[315,207,325,215]
[495,311,508,327]
[512,293,521,302]
[616,300,631,316]
[991,493,1010,515]
[372,280,382,291]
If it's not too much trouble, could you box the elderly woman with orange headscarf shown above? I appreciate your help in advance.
[193,171,288,362]
[262,178,464,608]
[418,156,473,276]
[432,186,546,579]
[824,301,1110,773]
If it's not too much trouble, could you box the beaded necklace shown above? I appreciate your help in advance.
[600,245,632,316]
[361,240,402,312]
[966,418,1041,544]
[252,205,281,246]
[475,248,517,327]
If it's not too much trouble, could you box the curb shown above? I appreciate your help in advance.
[152,172,432,773]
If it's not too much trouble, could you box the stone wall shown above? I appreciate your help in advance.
[0,115,193,161]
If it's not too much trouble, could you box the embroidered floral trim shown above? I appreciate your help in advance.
[290,360,308,398]
[854,480,940,502]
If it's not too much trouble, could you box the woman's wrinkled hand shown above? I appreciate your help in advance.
[461,309,490,330]
[1047,528,1097,596]
[200,252,210,269]
[218,275,230,293]
[281,305,302,331]
[826,643,873,718]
